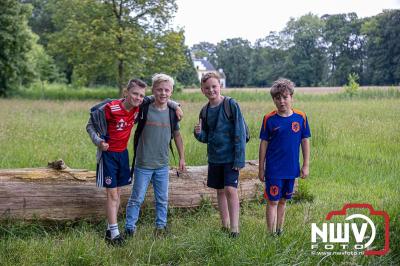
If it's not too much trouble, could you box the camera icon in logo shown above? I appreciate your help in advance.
[324,203,390,256]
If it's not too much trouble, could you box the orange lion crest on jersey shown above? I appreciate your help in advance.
[292,121,300,133]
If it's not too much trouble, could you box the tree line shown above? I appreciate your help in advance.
[192,10,400,88]
[1,1,399,97]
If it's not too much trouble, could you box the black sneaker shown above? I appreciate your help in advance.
[104,229,111,241]
[276,229,283,237]
[106,234,125,246]
[229,232,240,238]
[125,228,135,238]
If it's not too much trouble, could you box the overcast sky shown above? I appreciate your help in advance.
[173,0,400,47]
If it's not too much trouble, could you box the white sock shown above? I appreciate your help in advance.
[109,223,120,239]
[107,223,110,230]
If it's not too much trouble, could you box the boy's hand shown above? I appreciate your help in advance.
[258,170,265,182]
[178,158,186,172]
[300,165,309,179]
[99,141,109,151]
[175,106,184,121]
[194,118,202,135]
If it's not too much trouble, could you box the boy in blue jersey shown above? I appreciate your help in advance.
[258,78,310,235]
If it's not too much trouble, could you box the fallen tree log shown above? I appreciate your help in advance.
[0,161,261,220]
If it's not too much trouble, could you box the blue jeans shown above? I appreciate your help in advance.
[125,166,169,230]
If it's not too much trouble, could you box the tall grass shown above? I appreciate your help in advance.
[1,91,399,265]
[12,82,400,101]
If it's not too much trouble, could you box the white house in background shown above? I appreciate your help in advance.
[193,58,226,88]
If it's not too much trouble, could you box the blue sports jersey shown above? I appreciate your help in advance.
[259,109,311,179]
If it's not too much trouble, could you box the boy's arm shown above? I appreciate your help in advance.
[142,95,154,106]
[168,100,183,120]
[232,101,246,169]
[193,118,208,143]
[258,140,268,182]
[300,138,310,179]
[173,130,186,171]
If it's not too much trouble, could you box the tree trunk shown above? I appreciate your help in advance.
[118,58,124,96]
[0,161,262,221]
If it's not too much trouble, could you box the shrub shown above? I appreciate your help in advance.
[344,73,360,97]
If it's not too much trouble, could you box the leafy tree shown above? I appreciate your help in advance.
[250,33,290,87]
[250,47,288,87]
[362,9,400,85]
[27,32,62,84]
[176,47,199,87]
[142,30,187,82]
[0,0,34,96]
[22,0,55,46]
[282,14,328,86]
[322,13,365,86]
[215,38,252,87]
[191,41,218,66]
[48,0,179,94]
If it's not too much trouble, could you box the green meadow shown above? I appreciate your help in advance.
[0,89,399,265]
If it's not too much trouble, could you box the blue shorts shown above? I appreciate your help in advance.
[96,149,132,188]
[264,178,295,201]
[207,162,239,189]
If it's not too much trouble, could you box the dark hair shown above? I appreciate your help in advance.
[270,78,295,98]
[201,72,220,86]
[127,78,147,90]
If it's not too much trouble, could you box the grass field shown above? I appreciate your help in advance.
[1,89,399,265]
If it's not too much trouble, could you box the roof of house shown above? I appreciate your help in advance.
[193,59,216,71]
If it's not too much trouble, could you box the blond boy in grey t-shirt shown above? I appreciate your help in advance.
[125,74,185,236]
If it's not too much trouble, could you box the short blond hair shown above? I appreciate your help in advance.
[152,73,174,88]
[270,78,295,98]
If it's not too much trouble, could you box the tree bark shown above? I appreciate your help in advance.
[0,161,262,221]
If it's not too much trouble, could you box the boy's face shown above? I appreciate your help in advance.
[273,90,293,114]
[201,77,221,100]
[126,85,145,107]
[152,81,173,105]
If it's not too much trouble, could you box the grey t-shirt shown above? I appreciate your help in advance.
[135,104,179,169]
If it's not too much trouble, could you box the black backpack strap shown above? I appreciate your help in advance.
[168,107,177,161]
[130,104,149,177]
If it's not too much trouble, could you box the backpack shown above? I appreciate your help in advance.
[199,96,250,143]
[130,103,178,176]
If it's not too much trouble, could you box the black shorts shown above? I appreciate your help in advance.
[207,162,239,189]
